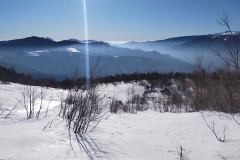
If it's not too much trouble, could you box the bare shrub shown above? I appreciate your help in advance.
[121,86,149,113]
[171,89,183,113]
[176,144,189,160]
[109,96,123,113]
[44,96,53,117]
[217,151,230,160]
[191,55,209,111]
[59,55,103,133]
[58,92,66,116]
[122,103,129,113]
[231,113,240,126]
[155,95,163,112]
[127,86,137,113]
[19,85,40,119]
[163,98,171,112]
[60,86,101,133]
[18,84,53,119]
[202,113,229,142]
[139,94,148,111]
[206,13,240,114]
[36,86,47,119]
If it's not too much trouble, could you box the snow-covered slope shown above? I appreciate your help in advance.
[0,82,240,160]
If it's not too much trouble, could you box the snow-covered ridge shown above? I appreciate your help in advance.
[68,39,100,43]
[27,50,49,56]
[107,41,131,45]
[68,38,81,42]
[208,31,240,39]
[66,48,79,53]
[44,37,54,41]
[211,31,240,36]
[81,40,99,43]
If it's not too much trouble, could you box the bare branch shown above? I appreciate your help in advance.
[4,99,22,119]
[202,113,229,142]
[231,113,240,126]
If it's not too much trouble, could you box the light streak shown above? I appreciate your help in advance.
[83,0,90,91]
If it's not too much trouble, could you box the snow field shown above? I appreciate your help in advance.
[0,82,239,160]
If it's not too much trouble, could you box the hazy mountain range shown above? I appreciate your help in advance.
[116,31,240,65]
[0,36,194,80]
[0,31,239,80]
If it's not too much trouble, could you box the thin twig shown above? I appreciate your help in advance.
[231,113,240,126]
[42,122,50,131]
[4,99,22,119]
[90,111,109,132]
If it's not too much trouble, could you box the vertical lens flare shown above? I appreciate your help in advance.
[83,0,90,131]
[83,0,90,91]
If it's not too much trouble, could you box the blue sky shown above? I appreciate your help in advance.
[0,0,239,41]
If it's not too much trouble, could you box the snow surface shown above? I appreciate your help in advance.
[107,41,130,45]
[0,82,240,160]
[66,48,80,53]
[211,31,240,36]
[27,50,49,56]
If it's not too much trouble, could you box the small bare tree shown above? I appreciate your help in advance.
[171,89,183,113]
[155,95,163,112]
[215,13,240,82]
[127,86,136,113]
[19,85,40,119]
[36,86,47,119]
[176,144,189,160]
[109,95,123,113]
[211,13,240,114]
[191,55,209,111]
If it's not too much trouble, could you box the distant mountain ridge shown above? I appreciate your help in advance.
[0,36,80,47]
[3,31,239,80]
[0,36,195,80]
[116,31,240,65]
